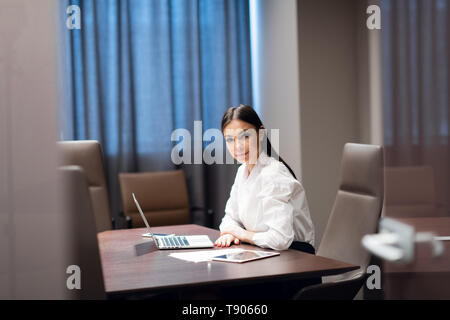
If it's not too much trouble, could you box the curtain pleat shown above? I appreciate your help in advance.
[60,0,252,225]
[382,0,450,215]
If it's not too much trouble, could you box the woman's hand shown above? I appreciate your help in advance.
[214,234,240,247]
[219,226,256,245]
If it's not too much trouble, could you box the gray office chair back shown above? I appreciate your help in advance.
[59,165,106,299]
[317,143,384,283]
[58,140,112,232]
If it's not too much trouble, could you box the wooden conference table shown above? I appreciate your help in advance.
[98,224,359,299]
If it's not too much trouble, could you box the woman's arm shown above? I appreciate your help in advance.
[221,178,297,249]
[251,186,296,251]
[247,176,299,250]
[220,225,255,245]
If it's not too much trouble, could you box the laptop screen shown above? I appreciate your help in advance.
[132,193,154,237]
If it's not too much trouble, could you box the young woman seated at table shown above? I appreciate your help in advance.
[215,105,315,253]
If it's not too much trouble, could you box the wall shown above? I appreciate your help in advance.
[250,0,303,180]
[297,0,360,247]
[251,0,384,248]
[356,0,384,145]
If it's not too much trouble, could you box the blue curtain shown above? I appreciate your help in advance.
[60,0,252,225]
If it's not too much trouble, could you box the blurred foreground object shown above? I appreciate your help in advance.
[363,217,450,299]
[362,218,444,264]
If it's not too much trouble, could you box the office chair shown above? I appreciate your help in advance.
[58,165,106,299]
[384,166,443,217]
[119,170,214,228]
[57,140,118,232]
[294,143,384,300]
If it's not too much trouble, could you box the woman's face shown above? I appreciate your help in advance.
[223,119,262,165]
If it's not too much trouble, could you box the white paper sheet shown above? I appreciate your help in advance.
[169,248,244,263]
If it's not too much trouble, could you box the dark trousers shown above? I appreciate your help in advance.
[289,240,316,254]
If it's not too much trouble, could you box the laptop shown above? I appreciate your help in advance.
[132,193,214,249]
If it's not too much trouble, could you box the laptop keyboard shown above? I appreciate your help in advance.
[161,236,189,248]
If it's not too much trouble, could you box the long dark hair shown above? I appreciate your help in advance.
[221,104,297,179]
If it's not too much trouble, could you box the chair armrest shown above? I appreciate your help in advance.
[125,215,132,228]
[116,211,133,229]
[190,206,214,215]
[293,273,368,300]
[190,206,214,228]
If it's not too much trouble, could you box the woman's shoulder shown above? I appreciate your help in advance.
[261,155,294,179]
[236,162,246,176]
[231,163,247,185]
[259,156,301,191]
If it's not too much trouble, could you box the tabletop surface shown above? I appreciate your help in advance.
[383,217,450,273]
[98,224,359,295]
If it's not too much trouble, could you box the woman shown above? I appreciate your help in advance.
[215,105,315,251]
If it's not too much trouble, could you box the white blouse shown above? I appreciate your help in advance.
[219,151,315,251]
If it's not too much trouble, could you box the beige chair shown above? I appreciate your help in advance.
[57,140,113,232]
[119,170,192,227]
[384,166,438,217]
[295,143,384,300]
[58,165,105,299]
